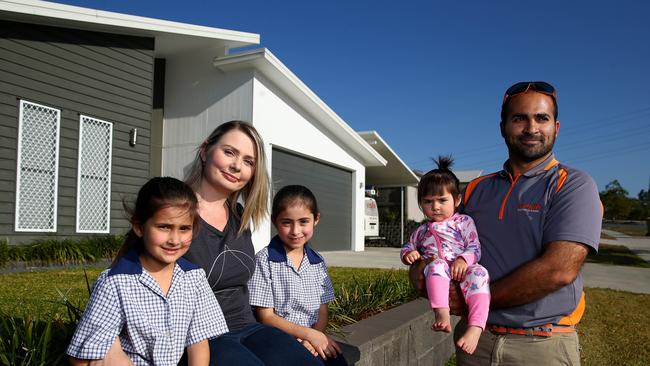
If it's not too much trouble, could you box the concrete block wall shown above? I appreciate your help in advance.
[335,298,459,366]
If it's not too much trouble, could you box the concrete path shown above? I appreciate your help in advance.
[321,232,650,294]
[601,229,650,263]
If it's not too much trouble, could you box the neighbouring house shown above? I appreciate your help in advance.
[0,0,387,251]
[359,131,483,245]
[358,131,419,243]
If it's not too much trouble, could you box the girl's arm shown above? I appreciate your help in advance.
[69,337,135,366]
[186,340,210,366]
[312,304,342,356]
[400,224,426,264]
[67,273,127,364]
[255,307,328,359]
[69,358,90,366]
[312,303,328,332]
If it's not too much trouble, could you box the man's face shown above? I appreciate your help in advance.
[501,91,560,163]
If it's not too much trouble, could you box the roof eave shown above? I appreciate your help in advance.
[358,130,420,186]
[0,0,259,56]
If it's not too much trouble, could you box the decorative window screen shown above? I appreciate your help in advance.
[76,115,113,233]
[15,100,61,232]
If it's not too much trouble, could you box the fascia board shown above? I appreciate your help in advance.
[0,0,259,47]
[358,130,419,184]
[214,48,387,168]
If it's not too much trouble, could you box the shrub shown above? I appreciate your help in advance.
[0,286,85,366]
[2,236,122,267]
[0,240,8,266]
[329,270,417,329]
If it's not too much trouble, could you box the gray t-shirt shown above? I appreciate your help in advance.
[183,211,257,331]
[462,154,601,328]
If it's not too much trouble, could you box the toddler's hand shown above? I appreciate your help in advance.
[403,250,421,264]
[450,257,468,281]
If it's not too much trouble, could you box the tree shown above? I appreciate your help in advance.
[600,180,632,220]
[639,189,649,202]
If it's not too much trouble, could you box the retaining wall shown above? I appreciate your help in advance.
[335,298,459,366]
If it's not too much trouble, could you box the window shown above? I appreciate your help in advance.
[15,100,61,232]
[76,115,113,233]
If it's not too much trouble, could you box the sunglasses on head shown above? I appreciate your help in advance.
[503,81,557,104]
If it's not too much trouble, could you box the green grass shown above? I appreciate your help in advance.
[328,267,417,327]
[580,288,650,365]
[612,226,649,237]
[586,244,650,268]
[0,267,103,320]
[602,222,649,237]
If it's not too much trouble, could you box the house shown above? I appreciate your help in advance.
[0,0,387,252]
[163,48,386,251]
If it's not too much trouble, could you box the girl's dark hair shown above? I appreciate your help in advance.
[271,185,319,222]
[417,155,461,202]
[112,177,198,266]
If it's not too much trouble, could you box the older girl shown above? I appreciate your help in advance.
[183,121,322,365]
[67,177,228,366]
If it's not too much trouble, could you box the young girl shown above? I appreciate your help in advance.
[400,156,490,355]
[248,185,348,366]
[67,177,228,366]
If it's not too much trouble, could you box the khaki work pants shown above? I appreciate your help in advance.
[453,320,581,366]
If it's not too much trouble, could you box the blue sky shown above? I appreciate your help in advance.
[53,0,650,197]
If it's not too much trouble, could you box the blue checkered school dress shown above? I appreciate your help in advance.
[67,250,228,366]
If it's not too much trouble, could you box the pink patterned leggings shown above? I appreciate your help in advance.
[425,258,490,329]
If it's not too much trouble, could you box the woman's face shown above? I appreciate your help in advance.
[201,129,256,195]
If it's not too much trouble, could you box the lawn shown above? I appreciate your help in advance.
[602,221,649,237]
[586,243,650,268]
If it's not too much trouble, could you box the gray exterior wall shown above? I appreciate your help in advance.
[0,20,155,244]
[271,148,352,251]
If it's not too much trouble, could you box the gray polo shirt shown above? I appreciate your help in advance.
[461,154,601,328]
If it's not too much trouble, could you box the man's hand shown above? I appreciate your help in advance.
[450,257,468,281]
[403,250,421,265]
[408,259,428,298]
[449,282,468,316]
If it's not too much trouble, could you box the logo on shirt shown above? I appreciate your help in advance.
[517,203,542,213]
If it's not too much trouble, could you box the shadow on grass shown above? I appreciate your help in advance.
[587,244,650,268]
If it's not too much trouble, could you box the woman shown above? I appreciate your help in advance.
[182,120,323,365]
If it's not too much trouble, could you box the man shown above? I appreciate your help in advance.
[412,81,602,365]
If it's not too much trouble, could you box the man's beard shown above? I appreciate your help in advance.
[505,133,556,163]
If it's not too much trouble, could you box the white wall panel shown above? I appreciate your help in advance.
[252,75,366,251]
[162,47,254,177]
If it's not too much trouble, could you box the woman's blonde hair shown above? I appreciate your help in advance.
[185,121,270,233]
